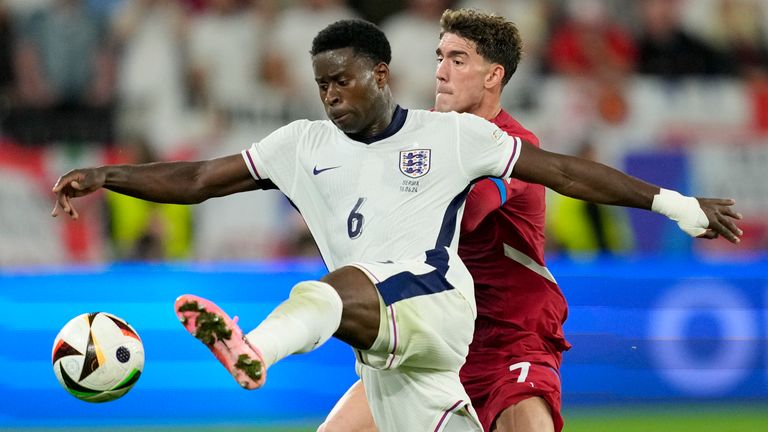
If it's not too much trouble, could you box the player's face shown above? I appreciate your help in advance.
[313,47,386,135]
[434,32,492,114]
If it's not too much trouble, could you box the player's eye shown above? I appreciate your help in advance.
[436,56,444,64]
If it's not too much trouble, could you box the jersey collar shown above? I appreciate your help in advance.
[345,105,408,144]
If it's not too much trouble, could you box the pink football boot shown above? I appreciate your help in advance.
[175,294,266,389]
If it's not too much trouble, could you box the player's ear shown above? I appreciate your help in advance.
[485,64,504,89]
[374,62,389,88]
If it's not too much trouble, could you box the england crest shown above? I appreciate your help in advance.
[399,149,431,178]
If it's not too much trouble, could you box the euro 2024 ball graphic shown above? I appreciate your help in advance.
[52,312,144,402]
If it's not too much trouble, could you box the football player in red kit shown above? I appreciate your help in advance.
[435,11,568,431]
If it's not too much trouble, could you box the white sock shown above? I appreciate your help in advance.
[245,280,343,369]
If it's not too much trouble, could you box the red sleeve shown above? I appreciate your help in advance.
[461,178,503,234]
[460,110,538,234]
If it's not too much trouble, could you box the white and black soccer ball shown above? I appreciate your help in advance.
[52,312,144,403]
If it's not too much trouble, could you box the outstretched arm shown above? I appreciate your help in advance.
[512,141,743,243]
[52,154,261,219]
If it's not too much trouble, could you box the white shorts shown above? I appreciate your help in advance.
[348,249,483,432]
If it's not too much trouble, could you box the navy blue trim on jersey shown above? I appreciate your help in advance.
[375,184,475,305]
[433,184,473,252]
[376,263,451,306]
[425,247,450,274]
[345,105,408,144]
[491,177,507,207]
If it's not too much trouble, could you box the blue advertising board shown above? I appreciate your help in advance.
[558,257,768,405]
[1,257,766,427]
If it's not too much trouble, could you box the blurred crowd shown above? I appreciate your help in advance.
[1,0,767,265]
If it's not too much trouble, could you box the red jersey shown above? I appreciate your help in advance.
[459,110,570,431]
[459,109,570,356]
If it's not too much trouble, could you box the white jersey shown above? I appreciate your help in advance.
[241,107,521,271]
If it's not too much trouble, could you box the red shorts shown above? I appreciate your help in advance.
[461,351,563,432]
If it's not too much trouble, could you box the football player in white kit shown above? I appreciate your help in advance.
[52,20,743,432]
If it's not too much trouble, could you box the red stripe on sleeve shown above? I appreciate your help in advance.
[502,137,520,178]
[244,150,262,180]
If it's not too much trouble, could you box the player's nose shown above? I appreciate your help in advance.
[324,85,341,106]
[435,59,448,81]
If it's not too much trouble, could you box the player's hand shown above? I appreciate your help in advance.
[51,168,106,220]
[696,198,743,244]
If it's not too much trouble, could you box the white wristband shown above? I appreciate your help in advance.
[651,188,709,237]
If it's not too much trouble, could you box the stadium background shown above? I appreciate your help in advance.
[1,0,767,430]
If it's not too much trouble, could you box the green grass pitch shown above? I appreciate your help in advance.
[2,404,766,432]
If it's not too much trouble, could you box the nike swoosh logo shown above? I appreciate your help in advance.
[313,165,341,175]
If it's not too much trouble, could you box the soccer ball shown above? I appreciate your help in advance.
[52,312,144,403]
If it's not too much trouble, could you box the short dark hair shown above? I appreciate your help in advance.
[311,19,392,65]
[440,9,522,85]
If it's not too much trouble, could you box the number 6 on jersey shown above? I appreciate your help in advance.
[347,197,366,239]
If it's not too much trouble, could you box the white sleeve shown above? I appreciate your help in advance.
[456,113,522,180]
[241,120,308,197]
